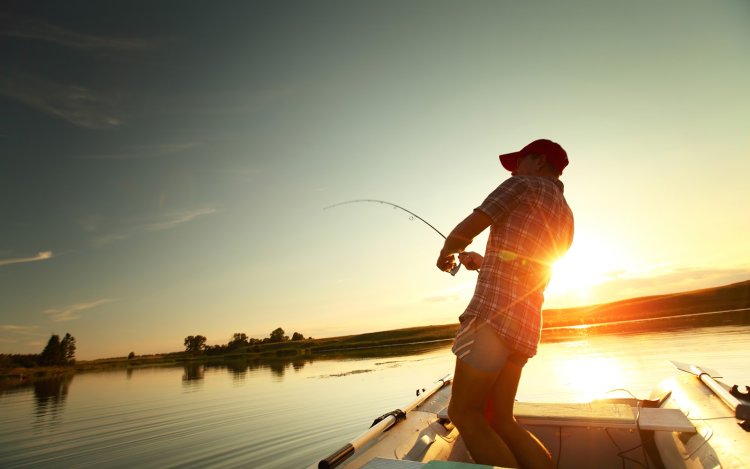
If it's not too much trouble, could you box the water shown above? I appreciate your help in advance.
[2,324,749,468]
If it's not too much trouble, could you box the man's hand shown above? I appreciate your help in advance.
[458,251,483,270]
[437,210,491,274]
[436,250,457,273]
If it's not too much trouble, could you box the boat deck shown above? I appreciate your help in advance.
[336,382,696,469]
[315,364,750,469]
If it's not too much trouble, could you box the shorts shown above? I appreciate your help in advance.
[451,317,529,372]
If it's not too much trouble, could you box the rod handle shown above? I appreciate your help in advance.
[318,443,354,469]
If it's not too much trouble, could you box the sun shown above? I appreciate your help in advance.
[545,233,630,306]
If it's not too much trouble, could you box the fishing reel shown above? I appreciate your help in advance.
[730,385,750,431]
[730,385,750,400]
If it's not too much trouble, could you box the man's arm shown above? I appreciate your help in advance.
[436,210,492,272]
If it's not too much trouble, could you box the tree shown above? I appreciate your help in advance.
[291,332,304,341]
[38,333,75,365]
[269,327,287,343]
[128,352,136,359]
[39,335,62,365]
[204,344,228,356]
[60,333,76,364]
[184,335,207,353]
[228,333,249,349]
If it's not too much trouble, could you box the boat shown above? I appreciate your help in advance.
[311,361,750,469]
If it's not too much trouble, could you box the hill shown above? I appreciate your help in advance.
[542,279,750,328]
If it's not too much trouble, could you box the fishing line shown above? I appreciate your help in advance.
[324,199,447,239]
[323,199,463,275]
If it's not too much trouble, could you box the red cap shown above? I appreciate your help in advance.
[499,139,569,174]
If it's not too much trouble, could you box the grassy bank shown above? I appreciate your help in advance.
[0,326,461,390]
[0,366,76,390]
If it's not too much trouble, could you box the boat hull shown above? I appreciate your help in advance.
[314,367,750,469]
[652,372,750,469]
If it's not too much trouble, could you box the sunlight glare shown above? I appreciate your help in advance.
[546,233,632,304]
[556,355,626,402]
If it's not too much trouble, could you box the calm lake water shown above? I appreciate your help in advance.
[2,322,750,468]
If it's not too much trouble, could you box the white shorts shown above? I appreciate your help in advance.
[451,317,528,372]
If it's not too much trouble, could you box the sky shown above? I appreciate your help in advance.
[1,1,749,360]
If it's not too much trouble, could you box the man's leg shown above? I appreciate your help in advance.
[448,357,519,467]
[487,361,554,469]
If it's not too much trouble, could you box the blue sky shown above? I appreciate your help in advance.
[1,1,749,359]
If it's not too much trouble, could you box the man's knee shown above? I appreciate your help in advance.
[486,396,518,436]
[488,413,517,437]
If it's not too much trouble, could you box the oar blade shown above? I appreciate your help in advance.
[671,361,723,378]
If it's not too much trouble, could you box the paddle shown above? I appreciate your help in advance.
[671,361,750,420]
[317,375,452,469]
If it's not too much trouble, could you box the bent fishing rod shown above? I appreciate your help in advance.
[323,199,464,275]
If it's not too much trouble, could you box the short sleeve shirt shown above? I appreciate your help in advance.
[459,176,574,358]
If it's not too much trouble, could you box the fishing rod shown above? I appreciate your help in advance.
[323,199,462,275]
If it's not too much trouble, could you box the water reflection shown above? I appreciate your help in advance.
[221,360,245,381]
[33,373,74,426]
[3,324,749,469]
[173,342,451,385]
[255,357,315,379]
[182,363,205,382]
[554,353,625,402]
[217,357,317,381]
[268,360,287,379]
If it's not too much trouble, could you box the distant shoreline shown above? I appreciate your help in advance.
[541,279,750,328]
[543,307,750,331]
[2,279,748,391]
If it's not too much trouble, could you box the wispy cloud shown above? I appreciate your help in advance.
[90,234,131,247]
[171,85,300,116]
[144,207,217,231]
[85,207,218,246]
[44,298,118,322]
[0,325,42,348]
[0,251,53,268]
[77,142,201,161]
[225,167,263,183]
[2,14,155,51]
[0,73,123,129]
[0,324,40,334]
[0,10,162,129]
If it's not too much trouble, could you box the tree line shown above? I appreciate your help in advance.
[184,327,309,354]
[0,333,77,368]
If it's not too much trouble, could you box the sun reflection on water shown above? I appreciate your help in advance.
[554,354,626,402]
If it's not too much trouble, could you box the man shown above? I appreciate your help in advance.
[436,139,574,468]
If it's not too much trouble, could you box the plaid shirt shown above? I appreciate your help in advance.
[460,176,574,358]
